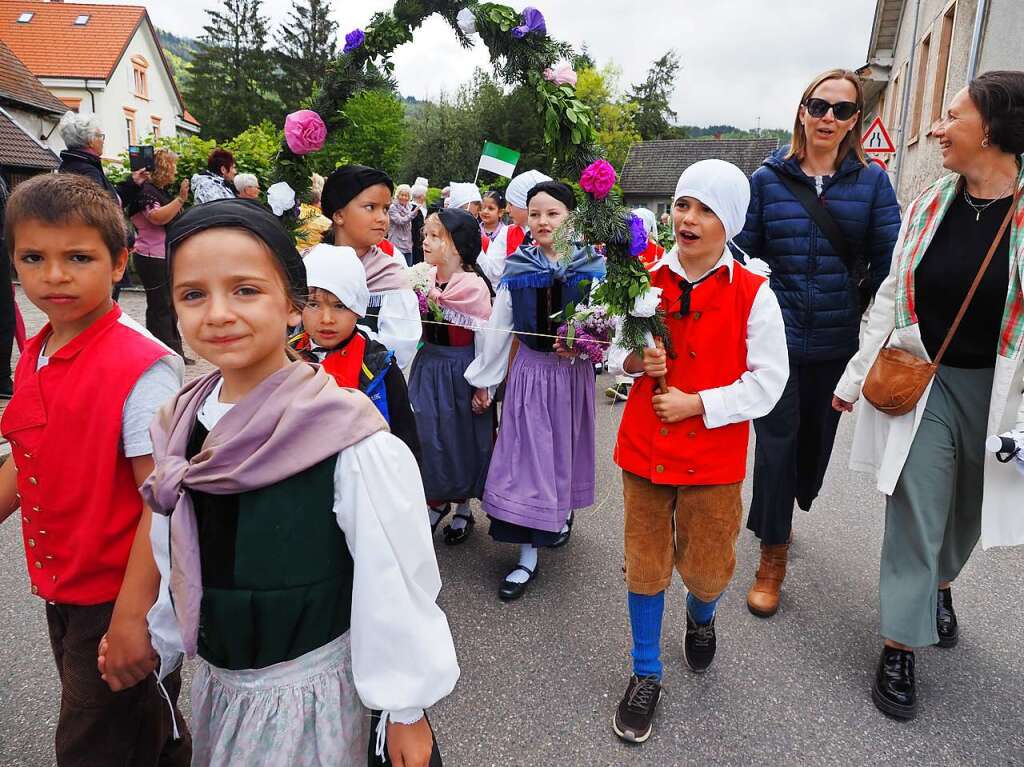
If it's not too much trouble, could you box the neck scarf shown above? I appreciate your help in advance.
[142,362,387,656]
[500,243,605,291]
[429,270,493,329]
[361,244,409,294]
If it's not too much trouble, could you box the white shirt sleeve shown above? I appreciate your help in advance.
[121,357,184,458]
[607,317,648,378]
[361,289,422,370]
[477,229,507,286]
[464,288,514,388]
[697,282,790,429]
[335,431,460,724]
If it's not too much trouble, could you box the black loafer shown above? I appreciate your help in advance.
[443,513,475,545]
[684,612,716,673]
[936,587,958,648]
[498,564,537,601]
[429,504,451,535]
[872,647,917,720]
[547,511,574,549]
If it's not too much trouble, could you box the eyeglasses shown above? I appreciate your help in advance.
[803,98,860,121]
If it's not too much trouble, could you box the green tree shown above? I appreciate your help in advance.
[575,65,641,170]
[306,91,407,178]
[185,0,280,140]
[628,50,681,140]
[274,0,338,111]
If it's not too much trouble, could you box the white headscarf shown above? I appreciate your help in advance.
[672,159,750,241]
[447,182,482,211]
[506,169,552,209]
[631,207,658,240]
[303,244,370,317]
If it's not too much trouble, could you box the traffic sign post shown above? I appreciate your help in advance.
[862,116,896,154]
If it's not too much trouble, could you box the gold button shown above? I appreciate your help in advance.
[693,311,702,320]
[51,575,57,583]
[22,516,29,524]
[28,477,38,486]
[15,492,20,500]
[689,351,697,359]
[28,538,35,547]
[45,555,53,560]
[660,427,669,436]
[30,584,38,595]
[23,452,32,459]
[32,506,40,512]
[34,561,42,569]
[39,529,47,535]
[655,465,665,473]
[672,312,683,320]
[687,468,696,475]
[688,431,697,438]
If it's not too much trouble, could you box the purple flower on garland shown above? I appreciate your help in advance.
[628,214,648,257]
[416,290,429,317]
[512,7,546,38]
[343,28,365,53]
[579,159,616,200]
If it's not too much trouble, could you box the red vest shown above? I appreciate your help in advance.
[639,241,665,270]
[320,333,367,388]
[506,225,526,256]
[1,306,168,604]
[614,263,765,486]
[378,239,396,257]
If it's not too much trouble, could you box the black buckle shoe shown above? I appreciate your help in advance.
[936,587,958,648]
[684,612,716,673]
[547,511,574,549]
[443,512,475,545]
[498,564,537,601]
[612,674,662,743]
[872,647,917,720]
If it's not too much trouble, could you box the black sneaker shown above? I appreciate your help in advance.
[872,647,917,720]
[0,377,12,399]
[684,612,716,673]
[935,587,958,648]
[612,674,662,743]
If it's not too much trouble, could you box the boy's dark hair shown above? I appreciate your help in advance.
[207,148,236,175]
[4,173,126,260]
[969,70,1024,156]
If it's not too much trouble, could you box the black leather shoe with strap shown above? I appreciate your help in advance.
[936,587,959,648]
[498,564,538,601]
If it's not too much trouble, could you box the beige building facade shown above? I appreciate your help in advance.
[856,0,1023,204]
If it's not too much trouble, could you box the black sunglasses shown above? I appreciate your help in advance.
[803,97,859,121]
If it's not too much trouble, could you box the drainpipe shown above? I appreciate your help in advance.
[83,78,96,113]
[966,0,989,81]
[892,0,922,199]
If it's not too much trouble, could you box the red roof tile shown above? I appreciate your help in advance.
[0,1,145,80]
[0,38,67,114]
[0,108,59,170]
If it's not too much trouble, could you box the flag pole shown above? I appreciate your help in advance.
[473,165,480,185]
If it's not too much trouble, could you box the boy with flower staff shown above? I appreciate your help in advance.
[607,160,789,743]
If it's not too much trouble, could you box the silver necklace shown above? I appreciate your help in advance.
[963,181,1013,222]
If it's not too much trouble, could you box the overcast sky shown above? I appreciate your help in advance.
[112,0,878,129]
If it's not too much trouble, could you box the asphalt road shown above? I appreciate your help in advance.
[1,290,1022,766]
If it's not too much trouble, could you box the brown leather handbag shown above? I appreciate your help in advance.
[863,186,1020,416]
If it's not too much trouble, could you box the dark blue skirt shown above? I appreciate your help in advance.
[408,342,494,502]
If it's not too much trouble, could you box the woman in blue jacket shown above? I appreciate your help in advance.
[734,69,901,618]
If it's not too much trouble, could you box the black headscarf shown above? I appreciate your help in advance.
[526,180,577,211]
[437,208,481,266]
[322,164,394,220]
[165,198,306,297]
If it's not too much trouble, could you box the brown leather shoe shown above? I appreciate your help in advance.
[747,542,789,618]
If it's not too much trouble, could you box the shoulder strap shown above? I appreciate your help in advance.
[933,184,1022,366]
[767,166,856,271]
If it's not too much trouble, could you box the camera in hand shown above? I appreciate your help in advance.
[129,145,155,172]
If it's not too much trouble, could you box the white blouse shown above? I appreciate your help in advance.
[361,288,422,370]
[464,288,515,389]
[147,381,459,726]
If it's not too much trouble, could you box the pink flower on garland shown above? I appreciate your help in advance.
[543,62,577,87]
[580,159,616,200]
[284,110,327,155]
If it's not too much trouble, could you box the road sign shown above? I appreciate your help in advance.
[862,117,896,154]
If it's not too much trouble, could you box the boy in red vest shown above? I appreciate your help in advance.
[0,174,189,764]
[608,160,788,743]
[291,244,421,464]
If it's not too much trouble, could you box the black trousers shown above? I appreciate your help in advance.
[747,357,849,546]
[0,244,16,384]
[134,253,184,356]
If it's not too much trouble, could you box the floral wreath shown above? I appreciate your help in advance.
[268,0,667,356]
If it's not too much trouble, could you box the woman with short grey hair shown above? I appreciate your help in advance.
[56,111,147,206]
[234,173,260,200]
[388,182,417,262]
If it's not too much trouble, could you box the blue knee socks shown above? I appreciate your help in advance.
[628,591,665,679]
[687,592,720,625]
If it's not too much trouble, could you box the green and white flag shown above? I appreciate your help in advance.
[477,141,520,178]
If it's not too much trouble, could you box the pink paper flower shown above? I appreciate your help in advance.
[543,62,577,87]
[284,110,327,155]
[580,159,616,200]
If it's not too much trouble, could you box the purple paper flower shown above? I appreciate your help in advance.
[628,214,648,257]
[512,7,546,38]
[580,159,616,200]
[416,290,429,317]
[343,28,365,53]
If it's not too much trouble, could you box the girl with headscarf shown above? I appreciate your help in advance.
[144,199,459,767]
[466,180,605,601]
[322,165,421,368]
[607,160,788,744]
[477,169,551,285]
[410,208,496,545]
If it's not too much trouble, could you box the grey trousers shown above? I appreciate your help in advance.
[880,365,994,648]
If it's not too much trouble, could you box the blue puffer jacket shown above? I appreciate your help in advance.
[733,146,901,363]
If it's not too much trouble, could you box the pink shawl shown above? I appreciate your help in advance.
[361,244,410,293]
[429,270,493,329]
